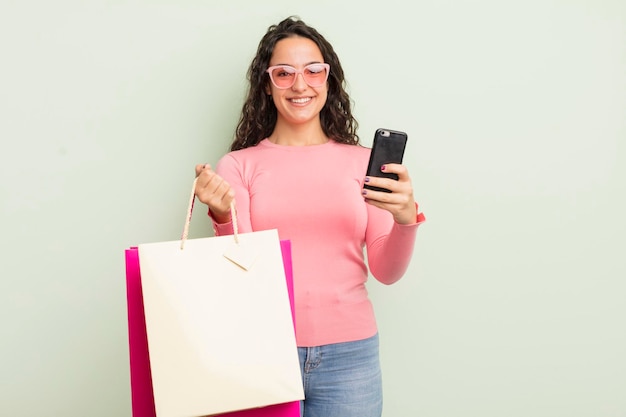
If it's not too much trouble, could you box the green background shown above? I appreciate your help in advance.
[1,1,625,416]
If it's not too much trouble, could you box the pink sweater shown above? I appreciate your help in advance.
[212,139,425,347]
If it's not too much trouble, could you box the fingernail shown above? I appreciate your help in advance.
[362,189,367,195]
[381,165,386,171]
[364,177,370,183]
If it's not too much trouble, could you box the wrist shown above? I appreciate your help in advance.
[394,202,421,225]
[209,209,232,224]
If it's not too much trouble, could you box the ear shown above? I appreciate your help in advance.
[265,83,272,95]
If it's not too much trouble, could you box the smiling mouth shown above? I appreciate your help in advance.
[290,97,312,104]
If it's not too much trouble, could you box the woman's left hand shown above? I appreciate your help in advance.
[362,163,417,225]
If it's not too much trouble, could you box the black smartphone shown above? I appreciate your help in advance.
[364,128,408,193]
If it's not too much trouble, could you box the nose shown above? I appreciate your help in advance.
[291,72,308,90]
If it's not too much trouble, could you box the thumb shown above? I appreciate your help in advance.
[195,163,210,177]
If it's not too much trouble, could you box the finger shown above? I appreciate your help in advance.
[363,187,397,204]
[197,166,222,189]
[216,181,236,207]
[202,173,228,199]
[197,170,221,193]
[364,176,400,194]
[195,163,211,177]
[363,176,413,206]
[381,163,410,181]
[205,179,235,214]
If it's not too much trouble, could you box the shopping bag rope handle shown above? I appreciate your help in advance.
[180,177,238,250]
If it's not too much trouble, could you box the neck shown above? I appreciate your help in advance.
[268,120,328,146]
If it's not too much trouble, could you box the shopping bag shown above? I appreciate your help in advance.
[125,241,301,417]
[125,179,303,417]
[211,240,301,417]
[125,247,156,417]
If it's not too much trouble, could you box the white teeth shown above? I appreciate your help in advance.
[290,97,311,104]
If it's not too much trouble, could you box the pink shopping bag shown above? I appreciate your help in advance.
[125,240,301,417]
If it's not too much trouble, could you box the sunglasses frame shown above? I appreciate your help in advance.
[265,63,331,89]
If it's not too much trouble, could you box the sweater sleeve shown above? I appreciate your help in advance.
[365,202,426,285]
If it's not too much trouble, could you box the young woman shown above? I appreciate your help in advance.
[194,16,425,417]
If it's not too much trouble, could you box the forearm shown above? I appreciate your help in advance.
[367,221,420,285]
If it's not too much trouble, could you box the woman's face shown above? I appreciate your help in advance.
[266,36,328,128]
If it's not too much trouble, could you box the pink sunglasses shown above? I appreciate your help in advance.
[266,63,330,89]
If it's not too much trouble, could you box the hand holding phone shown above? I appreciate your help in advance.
[364,128,408,193]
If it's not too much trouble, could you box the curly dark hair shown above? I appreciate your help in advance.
[230,16,359,151]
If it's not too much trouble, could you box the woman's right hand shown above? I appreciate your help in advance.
[194,164,235,224]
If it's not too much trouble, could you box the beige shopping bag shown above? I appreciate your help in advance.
[136,180,304,417]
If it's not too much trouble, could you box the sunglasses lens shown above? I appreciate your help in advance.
[302,64,328,87]
[269,66,296,88]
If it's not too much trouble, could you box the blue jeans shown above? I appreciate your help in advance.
[298,333,383,417]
